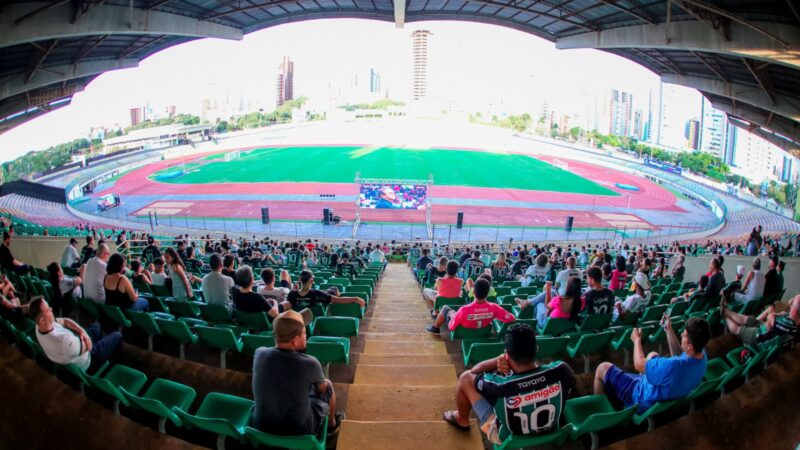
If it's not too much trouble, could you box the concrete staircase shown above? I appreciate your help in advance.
[337,264,484,449]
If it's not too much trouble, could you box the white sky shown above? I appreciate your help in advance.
[0,19,701,163]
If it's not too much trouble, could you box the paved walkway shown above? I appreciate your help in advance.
[337,263,484,449]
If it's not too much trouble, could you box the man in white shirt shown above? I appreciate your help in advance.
[202,253,235,311]
[80,244,110,303]
[257,267,292,310]
[555,257,582,296]
[61,238,81,268]
[29,297,121,372]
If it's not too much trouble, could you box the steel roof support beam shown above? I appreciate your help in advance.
[712,99,800,146]
[555,20,800,71]
[394,0,405,28]
[663,74,800,123]
[1,58,138,100]
[0,2,243,49]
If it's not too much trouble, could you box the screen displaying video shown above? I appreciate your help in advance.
[359,183,427,210]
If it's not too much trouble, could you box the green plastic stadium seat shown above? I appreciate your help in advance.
[494,287,512,297]
[244,416,327,450]
[312,317,359,338]
[573,314,612,335]
[200,303,235,324]
[434,296,463,311]
[78,297,99,318]
[493,319,537,337]
[327,277,350,287]
[121,378,197,433]
[502,281,522,288]
[326,303,364,319]
[164,299,202,319]
[464,341,505,367]
[511,305,533,320]
[538,318,575,337]
[85,364,148,415]
[681,378,719,413]
[513,286,539,296]
[668,301,690,318]
[493,424,572,450]
[155,318,198,360]
[150,284,172,298]
[100,304,132,329]
[564,395,637,450]
[172,392,254,449]
[567,331,614,373]
[345,284,372,299]
[450,325,493,341]
[234,310,272,330]
[637,305,669,325]
[241,332,275,353]
[195,326,243,369]
[536,336,571,360]
[307,336,350,365]
[632,399,679,431]
[128,311,162,351]
[342,291,369,305]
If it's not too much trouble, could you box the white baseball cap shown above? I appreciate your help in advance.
[634,271,650,290]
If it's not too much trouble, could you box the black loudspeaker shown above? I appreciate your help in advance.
[261,207,270,224]
[565,216,574,232]
[323,208,331,225]
[456,211,464,229]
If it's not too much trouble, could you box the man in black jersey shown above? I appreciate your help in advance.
[509,250,531,280]
[442,323,576,444]
[582,266,615,316]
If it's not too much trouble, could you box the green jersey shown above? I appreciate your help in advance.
[476,361,576,439]
[286,249,303,268]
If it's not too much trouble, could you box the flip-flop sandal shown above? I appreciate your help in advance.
[442,410,470,432]
[327,411,346,436]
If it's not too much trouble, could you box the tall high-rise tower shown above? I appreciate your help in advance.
[411,30,433,100]
[609,89,633,137]
[699,97,728,159]
[685,119,700,150]
[276,56,294,108]
[369,68,381,94]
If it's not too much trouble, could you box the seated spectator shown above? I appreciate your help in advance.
[705,257,726,300]
[150,257,168,286]
[335,254,355,278]
[415,248,434,276]
[233,265,279,318]
[61,238,81,269]
[287,270,365,311]
[80,244,110,303]
[613,272,651,321]
[776,261,785,294]
[491,252,509,280]
[601,263,613,284]
[252,310,343,438]
[721,295,799,346]
[221,254,237,282]
[582,266,615,316]
[463,250,487,279]
[130,260,152,286]
[521,253,550,287]
[625,254,636,276]
[733,258,765,304]
[555,257,582,296]
[0,232,31,275]
[0,272,16,300]
[593,317,709,412]
[29,297,122,373]
[104,253,149,312]
[422,260,463,312]
[463,272,496,299]
[80,236,96,266]
[47,262,82,311]
[515,278,584,325]
[609,256,627,291]
[720,266,745,304]
[257,268,292,306]
[670,255,686,280]
[762,256,780,299]
[425,256,448,286]
[652,257,667,279]
[427,278,514,334]
[509,250,531,281]
[143,236,162,264]
[183,246,204,273]
[674,275,710,310]
[202,253,235,312]
[441,323,576,444]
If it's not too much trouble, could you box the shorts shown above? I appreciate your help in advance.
[280,279,291,289]
[738,316,760,347]
[440,305,456,321]
[604,365,640,410]
[309,382,333,434]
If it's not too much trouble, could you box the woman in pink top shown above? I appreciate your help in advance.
[609,256,628,291]
[516,278,584,324]
[422,260,464,316]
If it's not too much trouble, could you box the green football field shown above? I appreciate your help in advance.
[152,146,618,195]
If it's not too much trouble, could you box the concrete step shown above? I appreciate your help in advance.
[374,303,426,311]
[366,322,431,333]
[346,385,456,421]
[360,332,440,342]
[357,354,455,366]
[367,318,431,325]
[337,420,483,450]
[363,340,447,356]
[354,364,457,386]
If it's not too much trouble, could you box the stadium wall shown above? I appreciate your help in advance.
[9,237,119,269]
[0,180,66,204]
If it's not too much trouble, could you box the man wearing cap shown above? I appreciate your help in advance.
[441,323,576,444]
[252,310,344,438]
[613,271,651,321]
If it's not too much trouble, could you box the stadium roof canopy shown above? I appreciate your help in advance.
[1,0,799,154]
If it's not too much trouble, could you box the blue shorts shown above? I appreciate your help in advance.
[604,365,640,409]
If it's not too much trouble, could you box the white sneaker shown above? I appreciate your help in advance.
[480,414,501,445]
